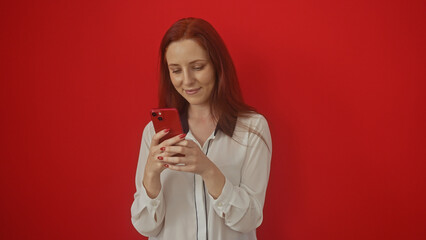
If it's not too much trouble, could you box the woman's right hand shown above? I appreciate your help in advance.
[143,129,186,198]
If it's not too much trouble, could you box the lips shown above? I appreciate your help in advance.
[184,87,201,95]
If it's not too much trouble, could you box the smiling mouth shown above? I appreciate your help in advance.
[184,88,201,95]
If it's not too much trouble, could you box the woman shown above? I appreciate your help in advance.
[131,17,272,240]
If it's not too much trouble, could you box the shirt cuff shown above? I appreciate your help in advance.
[209,178,233,218]
[139,184,164,221]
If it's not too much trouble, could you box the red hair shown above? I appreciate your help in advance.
[158,17,256,137]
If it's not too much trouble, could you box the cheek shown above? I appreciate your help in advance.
[199,70,215,86]
[170,76,181,88]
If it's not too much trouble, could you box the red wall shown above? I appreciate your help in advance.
[1,0,425,239]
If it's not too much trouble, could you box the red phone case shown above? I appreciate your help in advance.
[151,108,184,143]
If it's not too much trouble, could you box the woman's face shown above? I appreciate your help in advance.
[165,39,215,107]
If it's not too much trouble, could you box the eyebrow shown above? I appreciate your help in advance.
[168,59,207,67]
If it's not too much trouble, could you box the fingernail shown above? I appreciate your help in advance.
[160,147,165,151]
[164,164,169,168]
[157,156,163,160]
[164,129,170,133]
[179,134,186,139]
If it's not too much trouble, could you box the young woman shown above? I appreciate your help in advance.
[131,17,272,240]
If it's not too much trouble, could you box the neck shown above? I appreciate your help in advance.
[188,104,212,120]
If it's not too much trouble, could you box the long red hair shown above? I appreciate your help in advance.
[158,17,256,137]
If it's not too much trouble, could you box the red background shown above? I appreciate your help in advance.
[1,0,425,239]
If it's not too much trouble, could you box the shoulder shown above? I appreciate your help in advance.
[234,112,271,143]
[237,112,270,131]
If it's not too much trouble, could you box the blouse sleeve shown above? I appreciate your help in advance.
[209,115,272,233]
[131,122,166,237]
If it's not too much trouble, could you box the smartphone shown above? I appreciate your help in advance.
[150,108,184,143]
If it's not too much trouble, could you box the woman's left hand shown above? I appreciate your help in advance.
[159,140,215,178]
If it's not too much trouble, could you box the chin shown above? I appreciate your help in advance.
[186,99,209,106]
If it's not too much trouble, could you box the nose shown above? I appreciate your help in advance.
[182,68,196,86]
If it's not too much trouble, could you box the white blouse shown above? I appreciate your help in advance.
[131,113,272,240]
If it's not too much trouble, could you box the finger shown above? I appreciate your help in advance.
[161,133,186,147]
[165,164,190,172]
[155,153,164,161]
[156,154,179,161]
[163,146,186,155]
[162,156,185,165]
[150,145,164,157]
[151,129,171,146]
[174,140,194,147]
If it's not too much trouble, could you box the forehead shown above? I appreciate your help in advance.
[166,39,209,64]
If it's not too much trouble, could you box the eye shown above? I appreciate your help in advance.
[193,65,204,71]
[171,69,181,74]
